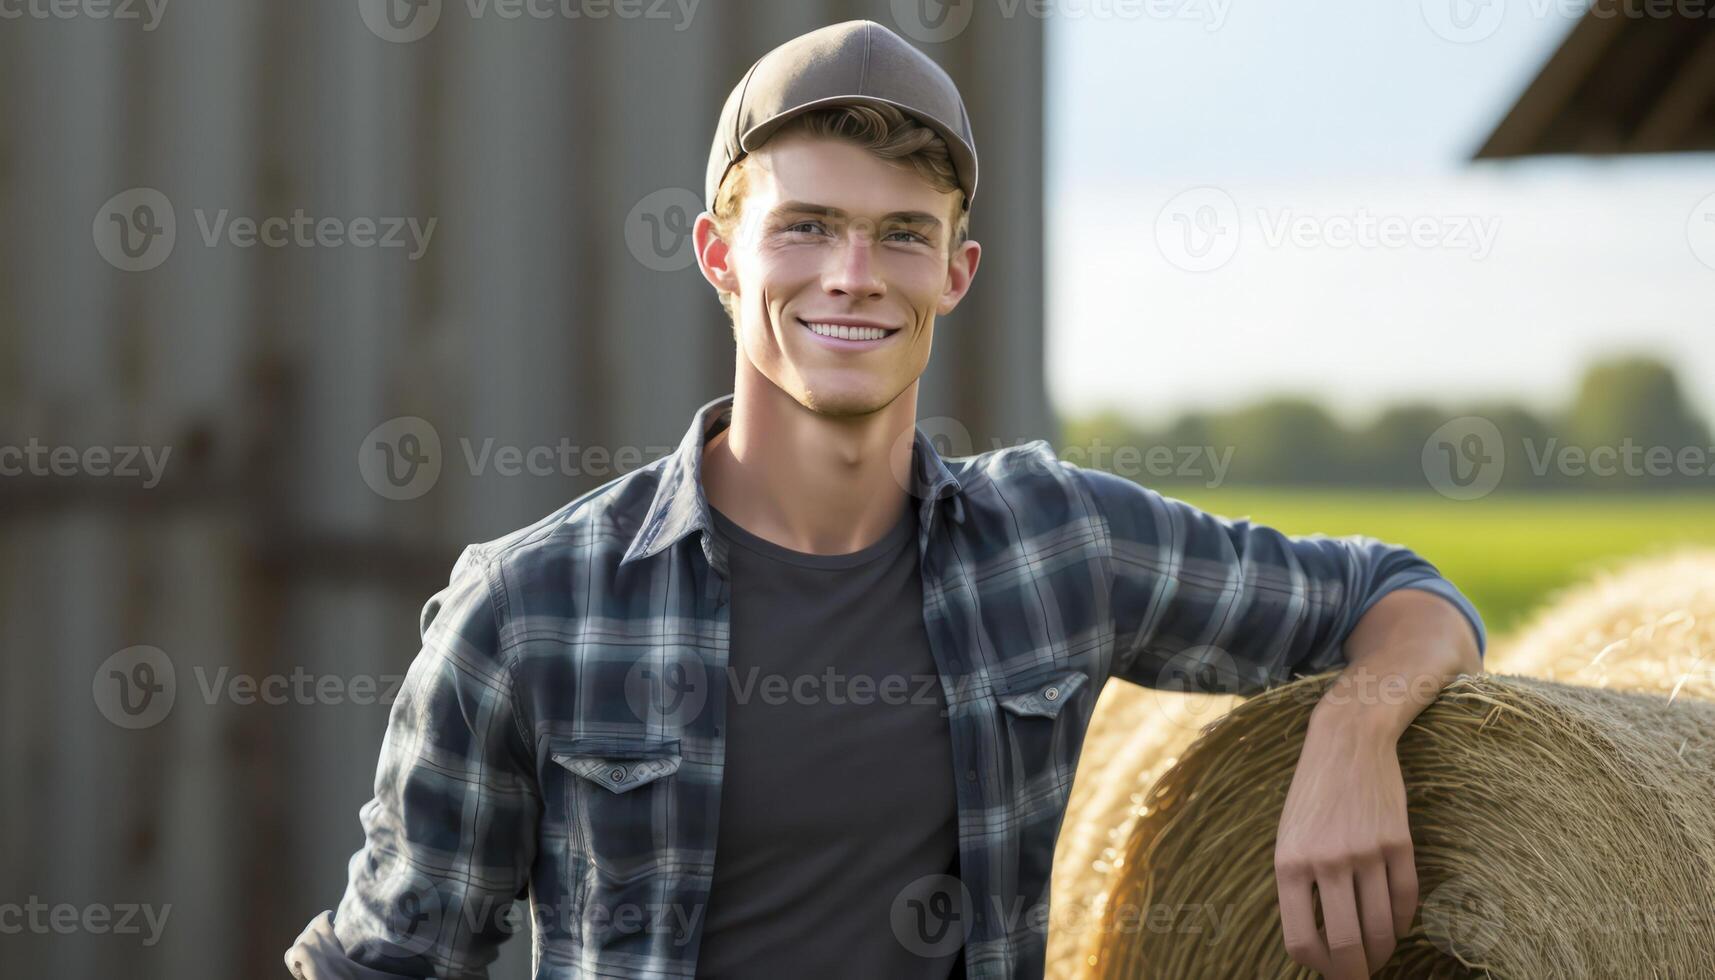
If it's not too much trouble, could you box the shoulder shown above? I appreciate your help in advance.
[944,438,1114,536]
[432,456,671,633]
[472,456,665,569]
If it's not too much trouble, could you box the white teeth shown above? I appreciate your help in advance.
[803,320,889,341]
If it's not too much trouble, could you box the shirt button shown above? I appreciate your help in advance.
[1044,686,1059,701]
[965,769,977,781]
[609,766,627,783]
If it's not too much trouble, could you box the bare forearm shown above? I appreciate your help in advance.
[1313,587,1484,743]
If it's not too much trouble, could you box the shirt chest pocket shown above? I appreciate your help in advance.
[549,736,682,884]
[995,668,1091,803]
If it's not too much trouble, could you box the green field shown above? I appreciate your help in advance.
[1161,489,1715,638]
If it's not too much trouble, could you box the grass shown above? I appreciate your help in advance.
[1158,488,1715,637]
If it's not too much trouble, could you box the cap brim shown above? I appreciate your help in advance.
[738,95,977,212]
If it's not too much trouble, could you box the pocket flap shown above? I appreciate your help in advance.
[549,736,682,793]
[997,668,1088,719]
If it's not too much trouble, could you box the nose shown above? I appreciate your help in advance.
[821,224,886,300]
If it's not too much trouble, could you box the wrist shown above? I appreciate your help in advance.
[1310,679,1413,745]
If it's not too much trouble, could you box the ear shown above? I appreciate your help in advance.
[937,236,982,316]
[694,211,739,296]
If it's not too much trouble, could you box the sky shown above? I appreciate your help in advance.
[1043,1,1715,428]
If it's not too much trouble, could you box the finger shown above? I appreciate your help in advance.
[1277,868,1331,976]
[1317,870,1369,980]
[1356,860,1397,972]
[1386,839,1419,940]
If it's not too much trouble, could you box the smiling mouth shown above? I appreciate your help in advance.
[797,317,902,343]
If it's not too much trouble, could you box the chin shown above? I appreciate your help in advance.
[794,382,896,418]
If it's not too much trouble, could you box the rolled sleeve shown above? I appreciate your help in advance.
[1071,465,1486,695]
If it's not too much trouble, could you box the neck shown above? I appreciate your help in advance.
[702,366,918,556]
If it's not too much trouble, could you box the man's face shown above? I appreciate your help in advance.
[695,133,980,417]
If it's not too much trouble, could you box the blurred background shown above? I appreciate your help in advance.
[0,0,1710,977]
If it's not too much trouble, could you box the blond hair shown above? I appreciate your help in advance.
[708,103,972,326]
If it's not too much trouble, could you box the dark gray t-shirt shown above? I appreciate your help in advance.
[694,497,962,979]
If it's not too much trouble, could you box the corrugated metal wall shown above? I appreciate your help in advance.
[0,1,1049,976]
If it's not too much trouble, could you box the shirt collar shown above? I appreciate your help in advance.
[618,392,964,574]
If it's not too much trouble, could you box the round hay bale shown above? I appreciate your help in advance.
[1046,684,1240,979]
[1491,548,1715,701]
[1087,671,1715,979]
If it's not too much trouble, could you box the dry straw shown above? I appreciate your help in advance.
[1068,548,1715,978]
[1048,684,1238,978]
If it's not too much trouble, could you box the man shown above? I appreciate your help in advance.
[286,19,1484,980]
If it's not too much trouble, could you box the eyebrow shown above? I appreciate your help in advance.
[768,201,945,232]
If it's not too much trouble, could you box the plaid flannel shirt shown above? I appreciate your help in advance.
[285,391,1486,980]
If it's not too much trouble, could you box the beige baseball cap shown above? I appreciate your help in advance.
[705,19,978,214]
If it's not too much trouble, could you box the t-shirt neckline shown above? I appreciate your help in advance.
[708,498,916,570]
